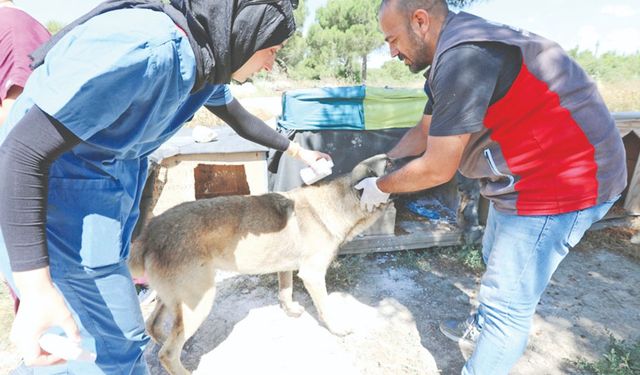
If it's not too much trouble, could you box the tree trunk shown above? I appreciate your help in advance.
[361,55,368,83]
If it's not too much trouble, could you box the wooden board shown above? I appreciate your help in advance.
[617,118,640,214]
[340,218,462,255]
[194,164,250,199]
[340,229,463,255]
[625,154,640,214]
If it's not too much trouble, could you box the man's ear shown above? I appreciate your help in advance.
[411,9,430,37]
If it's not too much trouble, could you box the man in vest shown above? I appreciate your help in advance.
[358,0,627,373]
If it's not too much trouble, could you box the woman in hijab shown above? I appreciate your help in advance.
[0,1,328,373]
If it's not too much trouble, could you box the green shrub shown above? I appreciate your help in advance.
[573,335,640,375]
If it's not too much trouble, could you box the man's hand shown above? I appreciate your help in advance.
[11,268,81,366]
[354,177,390,212]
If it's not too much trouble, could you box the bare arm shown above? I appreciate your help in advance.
[387,115,431,159]
[378,133,470,193]
[0,85,22,126]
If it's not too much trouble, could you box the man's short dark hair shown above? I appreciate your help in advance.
[379,0,448,18]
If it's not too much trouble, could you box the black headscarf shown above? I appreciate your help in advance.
[30,0,296,92]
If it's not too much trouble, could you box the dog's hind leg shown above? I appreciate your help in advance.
[146,297,169,344]
[159,285,216,375]
[298,268,352,336]
[158,303,189,375]
[278,271,304,317]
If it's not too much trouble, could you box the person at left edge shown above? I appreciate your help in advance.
[0,0,329,374]
[0,0,50,126]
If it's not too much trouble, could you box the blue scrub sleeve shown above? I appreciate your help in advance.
[28,17,189,142]
[204,84,234,107]
[0,105,80,271]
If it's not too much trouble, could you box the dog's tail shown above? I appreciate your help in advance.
[128,237,146,278]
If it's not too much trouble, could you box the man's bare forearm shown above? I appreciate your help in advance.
[387,115,431,159]
[379,133,470,194]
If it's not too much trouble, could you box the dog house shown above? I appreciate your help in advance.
[615,112,640,215]
[135,126,270,235]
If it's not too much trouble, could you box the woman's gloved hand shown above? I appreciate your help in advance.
[286,141,332,172]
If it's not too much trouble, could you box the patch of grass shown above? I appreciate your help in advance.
[457,244,485,272]
[439,244,486,274]
[572,335,640,375]
[390,249,432,273]
[326,254,368,290]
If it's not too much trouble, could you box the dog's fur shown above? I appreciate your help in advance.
[129,154,392,375]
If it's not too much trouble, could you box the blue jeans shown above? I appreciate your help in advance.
[463,197,617,375]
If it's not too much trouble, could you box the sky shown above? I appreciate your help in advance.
[15,0,640,68]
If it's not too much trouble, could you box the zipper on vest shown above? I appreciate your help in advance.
[483,149,515,189]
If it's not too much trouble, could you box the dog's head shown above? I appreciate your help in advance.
[350,153,393,187]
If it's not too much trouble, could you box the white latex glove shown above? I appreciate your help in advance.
[297,148,332,172]
[354,177,390,212]
[287,142,332,172]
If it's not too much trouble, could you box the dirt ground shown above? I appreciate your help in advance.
[2,225,638,375]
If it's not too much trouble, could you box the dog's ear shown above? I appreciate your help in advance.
[350,153,391,184]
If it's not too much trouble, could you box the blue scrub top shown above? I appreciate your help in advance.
[0,9,233,270]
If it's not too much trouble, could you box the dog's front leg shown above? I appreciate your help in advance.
[298,269,352,336]
[278,271,305,317]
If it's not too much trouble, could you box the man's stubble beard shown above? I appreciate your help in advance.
[407,28,430,73]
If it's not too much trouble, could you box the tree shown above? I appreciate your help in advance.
[279,0,486,81]
[447,0,485,7]
[305,0,384,82]
[278,0,308,72]
[300,0,486,82]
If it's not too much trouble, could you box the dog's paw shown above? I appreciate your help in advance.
[324,320,354,337]
[280,301,305,317]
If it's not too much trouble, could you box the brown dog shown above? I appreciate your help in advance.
[129,154,393,375]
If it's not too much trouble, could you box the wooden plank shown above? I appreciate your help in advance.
[616,117,640,214]
[340,228,463,255]
[624,155,640,214]
[194,164,250,199]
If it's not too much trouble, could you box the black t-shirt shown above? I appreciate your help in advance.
[424,41,522,136]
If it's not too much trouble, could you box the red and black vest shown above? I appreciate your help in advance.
[429,12,627,215]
